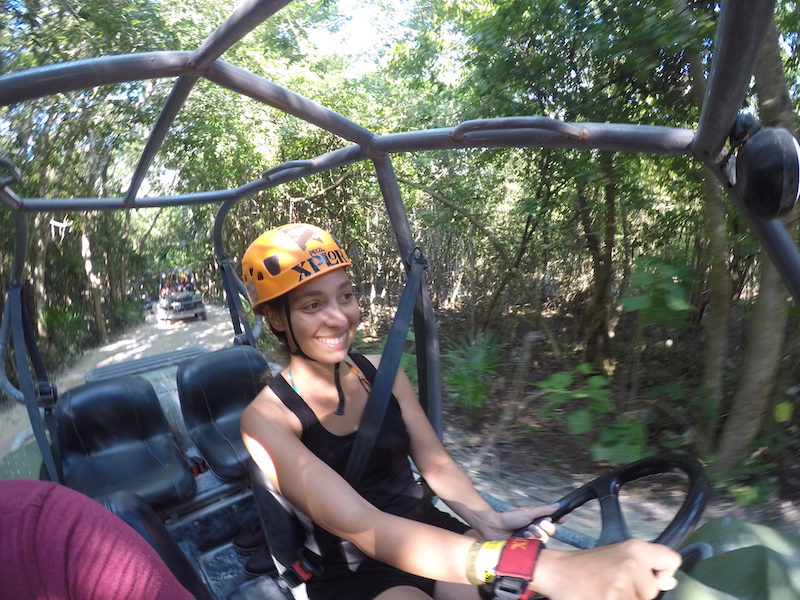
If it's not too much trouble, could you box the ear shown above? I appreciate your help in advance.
[264,303,286,333]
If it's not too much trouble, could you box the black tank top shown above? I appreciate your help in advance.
[268,353,425,568]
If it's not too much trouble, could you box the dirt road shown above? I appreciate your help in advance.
[0,303,237,458]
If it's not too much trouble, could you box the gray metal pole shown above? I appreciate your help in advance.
[123,0,295,204]
[21,145,367,212]
[0,52,192,107]
[708,163,800,304]
[374,123,695,155]
[692,0,775,161]
[124,76,196,206]
[372,153,443,437]
[206,61,374,145]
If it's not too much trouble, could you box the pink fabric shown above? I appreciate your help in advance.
[0,479,194,600]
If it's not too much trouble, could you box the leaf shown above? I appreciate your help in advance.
[620,295,652,312]
[576,362,595,375]
[548,371,574,389]
[774,401,794,423]
[586,375,609,388]
[665,288,692,312]
[566,409,593,435]
[588,393,613,413]
[630,270,656,288]
[589,440,647,464]
[729,484,762,507]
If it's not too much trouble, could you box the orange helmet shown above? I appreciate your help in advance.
[241,223,351,308]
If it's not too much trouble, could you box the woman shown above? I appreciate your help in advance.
[241,223,680,600]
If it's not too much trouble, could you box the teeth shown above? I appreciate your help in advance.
[318,335,346,346]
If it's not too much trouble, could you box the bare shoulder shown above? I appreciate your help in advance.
[359,353,417,405]
[361,353,381,369]
[242,379,302,437]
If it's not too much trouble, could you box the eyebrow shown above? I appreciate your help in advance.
[293,281,353,300]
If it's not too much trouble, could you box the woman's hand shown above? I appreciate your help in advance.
[475,503,559,542]
[533,539,681,600]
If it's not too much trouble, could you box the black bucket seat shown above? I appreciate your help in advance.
[55,375,196,509]
[176,345,270,482]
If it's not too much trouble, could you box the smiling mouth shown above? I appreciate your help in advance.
[317,334,348,348]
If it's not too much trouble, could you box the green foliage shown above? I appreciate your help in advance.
[106,299,145,331]
[442,333,501,416]
[42,306,92,356]
[773,401,794,423]
[620,257,695,332]
[711,452,779,507]
[536,363,653,464]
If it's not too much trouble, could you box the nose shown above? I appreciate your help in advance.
[322,300,350,327]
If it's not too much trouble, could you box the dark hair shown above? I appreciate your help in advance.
[263,296,289,350]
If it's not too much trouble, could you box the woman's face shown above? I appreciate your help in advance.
[272,268,360,363]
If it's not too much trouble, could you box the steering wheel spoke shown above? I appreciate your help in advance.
[596,493,631,546]
[541,455,708,551]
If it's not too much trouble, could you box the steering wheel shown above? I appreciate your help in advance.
[539,455,709,550]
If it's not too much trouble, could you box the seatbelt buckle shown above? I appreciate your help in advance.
[493,537,542,600]
[186,454,208,477]
[36,381,57,409]
[281,547,322,588]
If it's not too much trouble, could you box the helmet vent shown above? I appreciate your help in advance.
[264,255,281,276]
[257,272,264,280]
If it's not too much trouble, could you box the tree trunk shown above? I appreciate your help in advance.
[713,14,797,474]
[676,0,732,454]
[81,226,107,344]
[579,153,616,370]
[698,168,730,453]
[30,214,49,338]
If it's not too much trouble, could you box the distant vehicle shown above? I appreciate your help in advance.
[156,268,207,321]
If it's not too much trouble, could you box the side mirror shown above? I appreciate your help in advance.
[735,125,800,218]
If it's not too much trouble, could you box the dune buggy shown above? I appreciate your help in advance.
[0,1,799,599]
[156,268,208,322]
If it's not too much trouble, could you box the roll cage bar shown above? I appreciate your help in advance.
[1,0,798,483]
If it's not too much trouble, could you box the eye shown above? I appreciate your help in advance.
[302,300,321,311]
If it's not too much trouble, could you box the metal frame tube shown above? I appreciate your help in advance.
[123,0,295,203]
[375,123,695,156]
[0,300,24,403]
[749,215,800,302]
[0,52,192,107]
[22,145,367,212]
[124,76,197,205]
[372,154,443,436]
[206,62,374,145]
[192,0,294,69]
[0,186,22,211]
[692,0,775,161]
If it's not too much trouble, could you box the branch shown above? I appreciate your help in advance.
[394,177,515,269]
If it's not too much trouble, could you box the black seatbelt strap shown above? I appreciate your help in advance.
[344,247,427,485]
[8,284,60,481]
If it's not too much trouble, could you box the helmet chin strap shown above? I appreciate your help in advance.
[283,302,347,416]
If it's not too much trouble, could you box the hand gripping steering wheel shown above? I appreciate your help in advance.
[539,455,709,550]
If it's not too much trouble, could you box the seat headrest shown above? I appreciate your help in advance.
[176,346,270,420]
[56,376,166,448]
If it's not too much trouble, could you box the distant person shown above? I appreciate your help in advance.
[240,223,680,600]
[0,479,194,600]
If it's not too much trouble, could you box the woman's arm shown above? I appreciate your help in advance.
[367,355,551,539]
[242,382,680,599]
[241,392,478,584]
